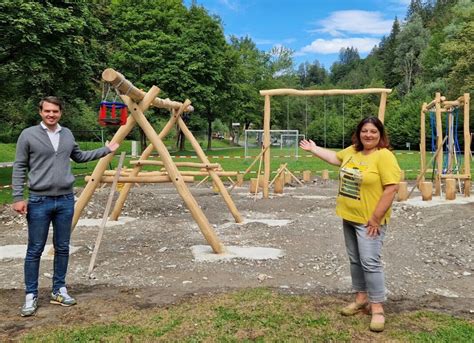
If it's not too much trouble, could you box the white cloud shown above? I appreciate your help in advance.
[300,37,380,54]
[218,0,240,11]
[313,10,392,36]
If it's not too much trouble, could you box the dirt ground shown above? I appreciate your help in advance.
[0,178,473,340]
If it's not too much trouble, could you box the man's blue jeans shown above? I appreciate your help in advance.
[342,219,387,303]
[25,193,75,296]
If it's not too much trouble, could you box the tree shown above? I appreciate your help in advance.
[0,1,108,141]
[297,60,327,87]
[440,0,474,97]
[226,36,272,141]
[381,17,402,88]
[394,14,430,94]
[330,47,360,84]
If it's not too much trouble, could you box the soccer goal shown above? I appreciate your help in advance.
[244,129,304,158]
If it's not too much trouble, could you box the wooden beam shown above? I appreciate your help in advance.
[440,174,471,179]
[435,92,443,196]
[102,68,194,112]
[263,95,271,198]
[419,102,427,183]
[176,115,243,223]
[463,93,471,183]
[259,88,392,96]
[88,152,126,276]
[130,160,220,169]
[377,92,388,123]
[122,92,225,253]
[110,103,189,220]
[85,175,195,183]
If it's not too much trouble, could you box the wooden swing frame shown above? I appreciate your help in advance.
[258,88,392,198]
[70,68,244,255]
[419,92,471,197]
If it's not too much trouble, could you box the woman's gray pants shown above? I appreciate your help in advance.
[343,219,387,303]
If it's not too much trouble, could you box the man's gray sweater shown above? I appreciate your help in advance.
[12,125,111,202]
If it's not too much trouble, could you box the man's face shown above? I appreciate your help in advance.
[39,101,62,129]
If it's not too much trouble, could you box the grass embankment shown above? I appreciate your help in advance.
[1,140,472,205]
[20,288,474,342]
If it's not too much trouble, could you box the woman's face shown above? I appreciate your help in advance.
[359,123,380,152]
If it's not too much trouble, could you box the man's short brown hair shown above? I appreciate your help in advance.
[39,96,64,111]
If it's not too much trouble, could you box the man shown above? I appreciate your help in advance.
[12,96,119,317]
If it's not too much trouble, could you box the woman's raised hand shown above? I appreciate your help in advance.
[299,139,317,153]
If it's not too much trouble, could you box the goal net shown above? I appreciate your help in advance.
[244,129,304,158]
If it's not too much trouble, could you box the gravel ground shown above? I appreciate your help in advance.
[0,179,473,339]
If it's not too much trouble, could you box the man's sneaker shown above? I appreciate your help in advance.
[21,293,38,317]
[50,287,77,307]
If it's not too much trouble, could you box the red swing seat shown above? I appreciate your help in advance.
[98,101,128,126]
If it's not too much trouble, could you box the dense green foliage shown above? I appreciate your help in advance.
[0,0,472,150]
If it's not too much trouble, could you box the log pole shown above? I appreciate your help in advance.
[397,181,408,202]
[420,182,433,201]
[110,103,190,220]
[463,93,471,197]
[176,116,243,223]
[445,178,456,200]
[88,152,126,276]
[435,92,443,196]
[263,95,271,198]
[122,92,225,253]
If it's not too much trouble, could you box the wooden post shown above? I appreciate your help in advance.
[110,104,192,220]
[274,171,284,194]
[420,182,433,201]
[420,102,427,183]
[321,169,330,181]
[378,92,388,123]
[176,116,242,223]
[284,171,292,185]
[407,136,447,199]
[254,151,264,201]
[71,117,135,230]
[122,92,225,254]
[88,152,126,276]
[250,178,259,193]
[399,170,405,182]
[263,95,271,198]
[397,181,408,201]
[463,93,471,197]
[302,170,311,182]
[228,145,269,193]
[445,178,456,200]
[435,92,443,196]
[236,173,244,187]
[464,180,471,197]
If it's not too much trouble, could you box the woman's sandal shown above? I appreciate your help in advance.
[340,302,369,316]
[369,312,385,332]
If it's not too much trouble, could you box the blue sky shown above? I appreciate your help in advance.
[184,0,410,69]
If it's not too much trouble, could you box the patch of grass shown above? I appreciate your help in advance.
[388,311,474,342]
[17,289,473,342]
[2,142,473,205]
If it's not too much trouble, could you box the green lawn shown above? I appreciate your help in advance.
[18,288,474,342]
[1,141,472,205]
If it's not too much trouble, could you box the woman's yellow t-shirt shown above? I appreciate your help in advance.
[335,146,401,225]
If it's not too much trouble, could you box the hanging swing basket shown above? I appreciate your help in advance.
[98,101,128,126]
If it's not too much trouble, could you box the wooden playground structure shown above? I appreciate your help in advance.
[72,69,245,256]
[258,88,392,198]
[417,92,471,199]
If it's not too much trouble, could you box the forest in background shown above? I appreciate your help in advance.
[0,0,472,150]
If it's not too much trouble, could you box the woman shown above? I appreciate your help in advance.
[300,116,400,332]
